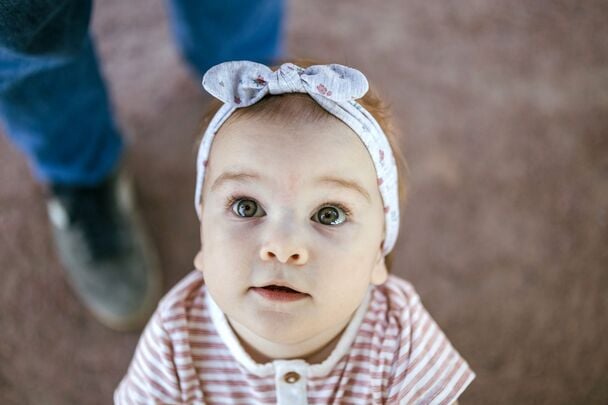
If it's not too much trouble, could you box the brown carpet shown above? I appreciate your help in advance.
[1,0,606,403]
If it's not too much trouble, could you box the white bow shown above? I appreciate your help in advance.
[202,61,369,106]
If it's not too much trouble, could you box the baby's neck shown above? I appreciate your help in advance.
[228,316,351,365]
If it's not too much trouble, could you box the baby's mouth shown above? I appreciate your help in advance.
[250,284,310,302]
[260,285,301,293]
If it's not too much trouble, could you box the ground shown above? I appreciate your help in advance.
[0,0,607,403]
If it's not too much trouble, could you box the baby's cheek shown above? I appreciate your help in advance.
[323,225,374,254]
[314,222,361,245]
[222,221,261,246]
[205,214,252,240]
[316,239,378,284]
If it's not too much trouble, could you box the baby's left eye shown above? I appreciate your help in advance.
[311,205,347,226]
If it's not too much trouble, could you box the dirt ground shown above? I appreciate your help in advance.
[1,0,607,404]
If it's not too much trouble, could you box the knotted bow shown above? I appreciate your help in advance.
[202,61,369,106]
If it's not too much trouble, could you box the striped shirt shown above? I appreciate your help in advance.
[115,271,474,404]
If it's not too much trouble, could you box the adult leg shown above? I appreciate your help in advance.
[0,0,160,331]
[165,0,285,77]
[0,0,123,185]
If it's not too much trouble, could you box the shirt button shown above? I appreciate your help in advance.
[283,371,300,384]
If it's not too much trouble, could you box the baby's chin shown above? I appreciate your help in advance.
[247,313,315,343]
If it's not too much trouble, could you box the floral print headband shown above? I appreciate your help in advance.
[195,61,400,255]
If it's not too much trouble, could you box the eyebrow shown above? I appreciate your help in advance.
[210,171,262,191]
[316,175,371,203]
[210,170,371,203]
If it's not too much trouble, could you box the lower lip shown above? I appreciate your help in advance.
[251,287,309,302]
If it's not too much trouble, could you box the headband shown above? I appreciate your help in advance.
[195,61,400,255]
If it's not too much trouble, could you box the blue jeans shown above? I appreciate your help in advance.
[0,0,284,185]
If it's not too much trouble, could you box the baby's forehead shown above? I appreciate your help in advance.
[206,118,380,190]
[209,126,376,192]
[215,116,367,156]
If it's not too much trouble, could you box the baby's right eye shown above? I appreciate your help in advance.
[231,198,265,218]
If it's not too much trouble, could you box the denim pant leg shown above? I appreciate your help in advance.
[0,0,123,186]
[165,0,285,77]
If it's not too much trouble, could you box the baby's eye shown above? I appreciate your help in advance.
[312,205,347,226]
[232,198,265,218]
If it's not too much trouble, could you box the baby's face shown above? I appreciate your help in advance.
[195,116,387,347]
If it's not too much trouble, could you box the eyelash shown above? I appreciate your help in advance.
[224,194,353,220]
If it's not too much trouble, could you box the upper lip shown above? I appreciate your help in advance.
[253,280,307,294]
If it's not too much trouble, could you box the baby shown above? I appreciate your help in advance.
[115,60,475,404]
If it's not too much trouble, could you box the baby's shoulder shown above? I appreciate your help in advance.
[156,270,206,319]
[373,274,424,318]
[361,275,430,344]
[370,275,476,403]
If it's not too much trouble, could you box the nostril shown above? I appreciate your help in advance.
[260,247,307,264]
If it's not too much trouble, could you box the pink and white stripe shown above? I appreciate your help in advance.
[115,271,474,404]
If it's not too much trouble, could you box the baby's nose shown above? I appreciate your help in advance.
[259,242,309,265]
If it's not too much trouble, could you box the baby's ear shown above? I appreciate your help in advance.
[370,247,388,286]
[193,250,204,271]
[194,213,205,272]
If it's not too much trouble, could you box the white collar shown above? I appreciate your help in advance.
[206,285,372,378]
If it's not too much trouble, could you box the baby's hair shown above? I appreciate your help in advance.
[198,59,409,271]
